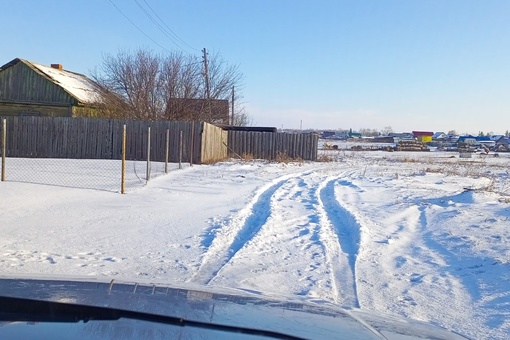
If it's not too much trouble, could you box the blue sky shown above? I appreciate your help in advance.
[2,0,509,133]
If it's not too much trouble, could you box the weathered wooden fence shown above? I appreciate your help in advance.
[0,116,226,164]
[201,121,228,164]
[228,131,319,161]
[0,116,319,164]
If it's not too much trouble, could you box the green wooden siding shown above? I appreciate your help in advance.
[0,103,70,117]
[0,62,77,106]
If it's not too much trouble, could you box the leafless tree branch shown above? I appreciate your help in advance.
[93,48,249,125]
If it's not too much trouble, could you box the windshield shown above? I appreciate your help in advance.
[0,1,509,340]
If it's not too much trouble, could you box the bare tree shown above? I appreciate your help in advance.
[89,85,131,118]
[93,48,248,124]
[232,104,252,126]
[381,126,393,136]
[159,52,203,120]
[95,49,161,119]
[359,128,380,137]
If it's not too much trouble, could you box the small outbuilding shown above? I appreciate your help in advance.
[412,131,434,143]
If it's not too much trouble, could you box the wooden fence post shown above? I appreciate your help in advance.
[179,130,183,170]
[146,126,151,181]
[1,119,5,182]
[189,121,195,167]
[165,128,170,174]
[121,124,126,194]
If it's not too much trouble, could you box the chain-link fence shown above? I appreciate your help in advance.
[0,158,186,192]
[0,117,199,193]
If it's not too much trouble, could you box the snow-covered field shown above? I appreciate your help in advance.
[1,150,509,339]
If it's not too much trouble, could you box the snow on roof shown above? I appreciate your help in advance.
[25,59,100,104]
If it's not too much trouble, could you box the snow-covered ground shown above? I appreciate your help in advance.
[1,150,509,339]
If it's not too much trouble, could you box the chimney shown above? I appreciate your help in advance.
[51,64,63,70]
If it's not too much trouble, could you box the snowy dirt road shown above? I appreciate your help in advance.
[190,161,510,340]
[192,169,363,309]
[1,153,509,339]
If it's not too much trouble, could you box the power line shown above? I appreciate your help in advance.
[140,0,199,52]
[108,0,173,53]
[133,0,188,53]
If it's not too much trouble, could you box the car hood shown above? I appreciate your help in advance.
[0,275,468,339]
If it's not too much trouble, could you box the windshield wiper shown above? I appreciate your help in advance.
[0,296,305,340]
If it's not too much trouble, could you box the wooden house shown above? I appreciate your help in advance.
[0,58,101,117]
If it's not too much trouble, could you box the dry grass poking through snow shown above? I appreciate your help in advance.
[241,153,254,161]
[381,153,510,197]
[315,149,510,198]
[275,151,304,164]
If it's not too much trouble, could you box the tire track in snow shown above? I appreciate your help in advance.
[316,177,361,308]
[191,171,314,285]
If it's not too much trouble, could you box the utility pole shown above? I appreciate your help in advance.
[202,48,212,121]
[231,85,235,125]
[202,48,210,99]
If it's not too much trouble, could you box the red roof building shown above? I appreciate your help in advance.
[412,131,434,142]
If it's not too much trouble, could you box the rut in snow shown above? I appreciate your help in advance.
[317,178,361,308]
[191,172,313,285]
[192,169,363,309]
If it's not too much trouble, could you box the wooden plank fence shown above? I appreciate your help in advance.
[201,122,228,164]
[228,131,318,161]
[0,116,319,163]
[0,116,226,164]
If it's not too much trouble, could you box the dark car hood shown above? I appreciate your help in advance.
[0,275,468,339]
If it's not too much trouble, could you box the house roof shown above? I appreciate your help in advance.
[412,131,434,136]
[389,132,413,138]
[475,136,491,141]
[490,135,504,141]
[496,136,510,145]
[218,125,277,133]
[0,58,100,104]
[458,135,476,141]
